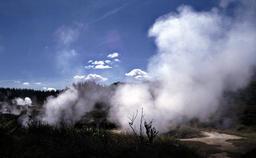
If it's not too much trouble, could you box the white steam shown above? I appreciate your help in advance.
[41,82,113,125]
[13,97,32,106]
[0,97,33,116]
[40,1,256,133]
[110,3,256,132]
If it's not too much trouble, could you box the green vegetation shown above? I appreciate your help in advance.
[1,79,256,157]
[0,115,201,158]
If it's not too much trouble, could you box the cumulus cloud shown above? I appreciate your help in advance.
[73,74,108,83]
[125,69,149,80]
[84,65,94,69]
[23,82,30,86]
[43,87,57,91]
[94,64,112,69]
[107,52,119,58]
[85,74,108,82]
[84,60,112,69]
[92,60,105,65]
[84,52,121,70]
[73,75,85,80]
[105,60,112,64]
[47,88,57,91]
[114,58,120,62]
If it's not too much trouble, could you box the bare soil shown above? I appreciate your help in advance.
[180,131,244,158]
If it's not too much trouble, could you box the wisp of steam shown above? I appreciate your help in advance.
[41,0,256,133]
[42,82,113,125]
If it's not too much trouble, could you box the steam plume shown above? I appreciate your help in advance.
[110,1,256,132]
[40,1,256,133]
[41,82,113,125]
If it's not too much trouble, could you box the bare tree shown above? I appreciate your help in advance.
[144,120,159,144]
[139,108,144,143]
[128,109,138,137]
[128,107,159,144]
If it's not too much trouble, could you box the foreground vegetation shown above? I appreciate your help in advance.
[0,115,201,158]
[1,79,256,157]
[1,114,256,158]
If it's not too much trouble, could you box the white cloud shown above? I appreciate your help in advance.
[105,60,111,64]
[34,82,42,85]
[73,75,85,80]
[73,74,107,82]
[84,60,112,69]
[85,74,108,82]
[23,82,30,86]
[107,52,119,58]
[84,52,121,70]
[84,65,94,69]
[114,58,120,62]
[91,60,105,65]
[94,64,112,69]
[47,88,57,91]
[42,87,57,91]
[125,69,149,80]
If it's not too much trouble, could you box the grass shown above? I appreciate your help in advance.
[0,114,201,158]
[2,113,256,158]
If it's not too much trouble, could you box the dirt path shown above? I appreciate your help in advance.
[180,131,243,158]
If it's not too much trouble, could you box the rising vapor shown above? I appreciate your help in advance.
[110,1,256,132]
[41,82,113,125]
[39,0,256,133]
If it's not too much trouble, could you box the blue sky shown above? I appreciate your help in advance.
[0,0,222,89]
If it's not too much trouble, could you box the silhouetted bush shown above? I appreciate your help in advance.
[0,115,201,158]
